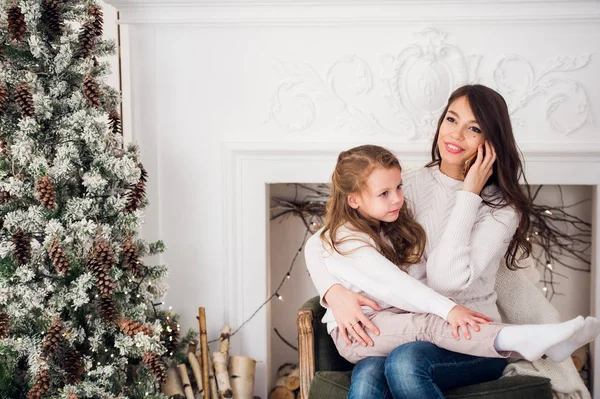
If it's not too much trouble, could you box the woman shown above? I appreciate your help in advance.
[305,84,589,398]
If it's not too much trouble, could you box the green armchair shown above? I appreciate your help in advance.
[297,296,553,399]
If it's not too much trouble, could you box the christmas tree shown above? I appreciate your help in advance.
[0,1,193,397]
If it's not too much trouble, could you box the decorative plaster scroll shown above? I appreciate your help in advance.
[266,55,395,135]
[493,54,592,135]
[268,28,593,139]
[381,28,481,139]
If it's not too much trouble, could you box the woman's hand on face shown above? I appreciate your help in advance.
[462,140,497,195]
[324,284,382,346]
[447,304,494,340]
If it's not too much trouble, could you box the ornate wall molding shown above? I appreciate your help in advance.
[493,54,592,135]
[268,28,594,139]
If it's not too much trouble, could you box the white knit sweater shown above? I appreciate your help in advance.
[305,165,589,398]
[305,225,457,333]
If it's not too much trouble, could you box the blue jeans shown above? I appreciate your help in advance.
[348,341,507,399]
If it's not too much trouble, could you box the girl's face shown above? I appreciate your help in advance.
[348,167,404,224]
[437,95,486,173]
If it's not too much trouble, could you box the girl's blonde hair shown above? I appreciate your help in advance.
[320,145,426,268]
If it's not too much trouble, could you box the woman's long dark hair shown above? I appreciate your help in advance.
[426,84,532,269]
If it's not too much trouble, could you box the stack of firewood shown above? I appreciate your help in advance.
[268,363,300,399]
[162,307,257,399]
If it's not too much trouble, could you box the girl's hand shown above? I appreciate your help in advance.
[324,284,382,346]
[462,140,497,195]
[447,304,493,340]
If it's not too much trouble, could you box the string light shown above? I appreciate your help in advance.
[529,185,592,301]
[201,184,326,343]
[204,229,311,344]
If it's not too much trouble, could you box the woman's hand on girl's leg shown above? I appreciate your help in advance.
[325,284,382,346]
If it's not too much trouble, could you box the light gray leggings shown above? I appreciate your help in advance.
[331,308,511,364]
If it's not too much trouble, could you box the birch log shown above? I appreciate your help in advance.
[161,366,184,397]
[198,307,210,399]
[177,364,195,399]
[208,354,219,399]
[276,363,300,391]
[213,351,233,398]
[219,325,231,356]
[188,340,198,355]
[188,352,204,398]
[268,387,294,399]
[228,356,257,399]
[285,368,300,391]
[572,345,588,371]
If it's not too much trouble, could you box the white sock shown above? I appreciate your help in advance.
[494,316,584,362]
[545,316,600,362]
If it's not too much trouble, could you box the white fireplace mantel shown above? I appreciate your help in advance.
[108,0,600,25]
[105,0,600,396]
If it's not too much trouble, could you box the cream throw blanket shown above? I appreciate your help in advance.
[495,258,591,399]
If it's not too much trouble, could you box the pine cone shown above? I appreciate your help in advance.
[12,229,31,266]
[108,109,122,135]
[0,312,9,339]
[122,236,142,277]
[0,85,8,114]
[75,22,96,59]
[48,239,70,275]
[36,176,57,210]
[87,240,116,297]
[41,0,64,38]
[99,296,117,326]
[0,43,5,63]
[118,317,153,337]
[142,352,166,384]
[89,4,103,37]
[8,6,27,43]
[66,393,79,399]
[161,318,180,355]
[0,190,10,205]
[26,367,50,399]
[41,318,63,358]
[15,82,35,118]
[125,164,147,214]
[62,348,84,384]
[0,140,6,155]
[83,74,101,108]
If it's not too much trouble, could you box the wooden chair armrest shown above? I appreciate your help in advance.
[297,308,315,399]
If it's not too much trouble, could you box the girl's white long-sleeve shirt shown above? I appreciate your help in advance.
[305,165,520,325]
[305,225,457,333]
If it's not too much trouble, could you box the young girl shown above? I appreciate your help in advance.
[305,144,600,365]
